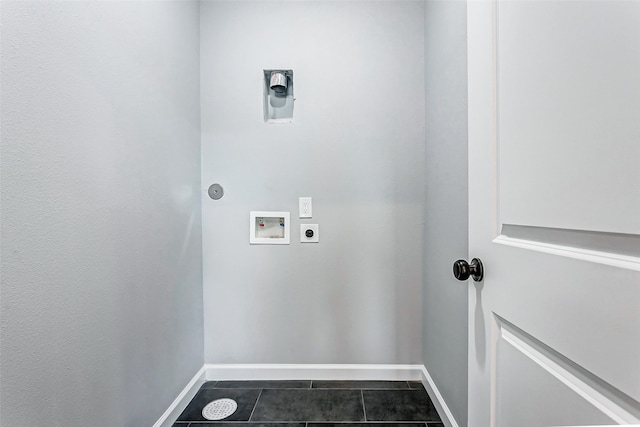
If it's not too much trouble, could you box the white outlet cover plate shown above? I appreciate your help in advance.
[300,224,319,243]
[299,197,312,218]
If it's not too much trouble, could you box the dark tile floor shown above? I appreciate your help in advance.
[173,380,443,427]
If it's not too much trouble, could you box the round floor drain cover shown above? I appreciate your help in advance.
[202,398,238,420]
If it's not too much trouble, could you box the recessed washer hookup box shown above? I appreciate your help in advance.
[249,211,290,245]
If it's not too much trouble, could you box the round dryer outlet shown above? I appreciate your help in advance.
[300,224,319,243]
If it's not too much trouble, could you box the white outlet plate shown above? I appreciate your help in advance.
[299,197,312,218]
[300,224,319,243]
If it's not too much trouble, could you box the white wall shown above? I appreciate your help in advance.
[423,1,469,425]
[0,2,203,426]
[201,1,425,364]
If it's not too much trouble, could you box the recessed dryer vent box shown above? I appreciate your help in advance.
[263,69,294,124]
[250,211,290,245]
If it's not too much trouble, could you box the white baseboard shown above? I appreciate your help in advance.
[420,365,459,427]
[153,365,206,427]
[204,363,424,381]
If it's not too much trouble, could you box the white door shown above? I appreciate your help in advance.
[466,1,640,426]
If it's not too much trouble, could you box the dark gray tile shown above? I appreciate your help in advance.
[363,390,440,422]
[308,423,426,427]
[215,380,311,389]
[251,389,365,422]
[190,424,305,427]
[177,388,261,422]
[407,381,426,392]
[311,381,409,389]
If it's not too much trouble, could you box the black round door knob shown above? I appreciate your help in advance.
[305,229,314,238]
[453,258,484,282]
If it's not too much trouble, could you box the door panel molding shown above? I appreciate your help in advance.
[494,226,640,271]
[496,316,640,424]
[500,225,640,259]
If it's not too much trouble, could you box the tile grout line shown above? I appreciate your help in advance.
[308,388,409,390]
[247,389,264,422]
[360,389,368,422]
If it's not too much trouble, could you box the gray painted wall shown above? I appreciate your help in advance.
[423,0,469,425]
[200,1,426,364]
[0,2,203,426]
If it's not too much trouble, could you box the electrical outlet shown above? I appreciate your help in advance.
[300,224,319,243]
[299,197,312,218]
